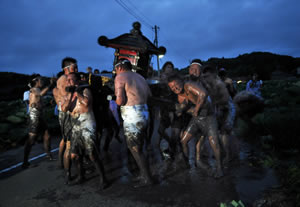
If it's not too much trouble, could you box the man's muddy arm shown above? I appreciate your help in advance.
[75,88,90,107]
[40,78,56,96]
[60,93,73,112]
[186,84,207,116]
[115,88,126,106]
[114,76,126,106]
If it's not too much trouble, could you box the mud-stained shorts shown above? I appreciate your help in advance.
[28,107,47,134]
[216,99,236,134]
[70,112,97,156]
[185,114,218,140]
[58,111,72,142]
[121,104,149,149]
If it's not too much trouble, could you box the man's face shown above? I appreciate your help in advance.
[189,64,201,78]
[164,64,173,74]
[67,74,77,86]
[87,68,92,74]
[168,79,183,94]
[64,64,78,75]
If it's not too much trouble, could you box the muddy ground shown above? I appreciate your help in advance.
[0,116,280,207]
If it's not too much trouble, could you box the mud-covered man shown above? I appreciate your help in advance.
[54,57,79,172]
[52,72,73,169]
[66,73,108,189]
[167,74,224,178]
[114,58,153,188]
[202,64,236,165]
[187,59,217,171]
[22,76,55,168]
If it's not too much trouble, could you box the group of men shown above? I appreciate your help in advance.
[22,56,243,189]
[155,60,237,178]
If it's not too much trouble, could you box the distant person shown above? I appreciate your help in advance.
[22,76,55,168]
[86,66,93,74]
[23,90,30,114]
[157,61,177,160]
[246,73,263,97]
[94,69,100,74]
[79,72,88,84]
[160,61,175,82]
[114,58,153,188]
[218,68,237,98]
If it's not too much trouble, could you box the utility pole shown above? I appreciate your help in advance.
[153,25,160,76]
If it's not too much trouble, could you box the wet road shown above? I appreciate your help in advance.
[0,119,278,207]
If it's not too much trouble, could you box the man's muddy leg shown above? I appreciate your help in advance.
[208,135,224,178]
[22,133,36,168]
[220,133,230,165]
[64,141,72,184]
[58,139,65,168]
[43,130,53,160]
[181,131,193,159]
[195,136,211,174]
[89,150,108,190]
[129,146,153,188]
[178,131,193,168]
[146,106,154,149]
[71,153,83,184]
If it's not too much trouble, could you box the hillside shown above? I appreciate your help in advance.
[0,72,46,101]
[178,52,300,80]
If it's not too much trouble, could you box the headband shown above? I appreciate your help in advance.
[115,59,130,68]
[190,62,202,67]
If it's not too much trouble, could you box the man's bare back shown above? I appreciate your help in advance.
[115,71,151,106]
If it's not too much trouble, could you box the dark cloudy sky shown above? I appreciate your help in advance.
[1,0,299,77]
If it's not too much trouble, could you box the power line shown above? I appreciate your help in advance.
[125,0,154,27]
[120,0,153,30]
[114,0,153,31]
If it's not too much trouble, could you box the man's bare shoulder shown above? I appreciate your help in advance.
[115,72,129,82]
[57,75,68,86]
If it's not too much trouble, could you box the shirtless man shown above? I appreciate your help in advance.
[52,73,73,169]
[167,74,224,178]
[218,68,237,98]
[202,65,236,164]
[114,58,153,188]
[22,76,55,168]
[66,73,108,189]
[188,59,213,170]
